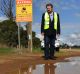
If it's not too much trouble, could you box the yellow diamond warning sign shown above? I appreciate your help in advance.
[16,0,32,22]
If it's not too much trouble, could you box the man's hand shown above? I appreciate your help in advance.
[41,32,44,36]
[56,34,60,39]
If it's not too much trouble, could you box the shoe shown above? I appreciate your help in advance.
[50,58,56,60]
[54,56,57,58]
[49,57,56,60]
[44,58,49,60]
[44,57,49,60]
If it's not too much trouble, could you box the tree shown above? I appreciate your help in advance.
[0,20,18,47]
[32,32,41,48]
[0,0,15,20]
[0,20,40,48]
[0,20,28,48]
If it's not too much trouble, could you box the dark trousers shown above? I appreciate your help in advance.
[44,35,55,58]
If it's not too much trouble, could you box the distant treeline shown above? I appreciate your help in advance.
[0,20,40,48]
[60,44,80,49]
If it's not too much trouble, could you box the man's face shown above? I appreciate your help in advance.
[46,6,53,13]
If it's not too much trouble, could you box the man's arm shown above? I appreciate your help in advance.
[41,13,45,35]
[57,13,60,35]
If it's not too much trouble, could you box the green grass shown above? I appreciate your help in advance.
[32,48,80,57]
[0,47,42,55]
[0,47,13,55]
[0,47,80,56]
[32,48,43,53]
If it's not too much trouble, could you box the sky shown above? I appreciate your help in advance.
[32,0,80,45]
[32,0,80,34]
[0,0,80,45]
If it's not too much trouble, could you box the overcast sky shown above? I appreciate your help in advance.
[0,0,80,45]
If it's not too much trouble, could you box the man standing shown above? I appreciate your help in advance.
[41,3,60,60]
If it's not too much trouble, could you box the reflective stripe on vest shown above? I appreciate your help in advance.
[44,12,58,30]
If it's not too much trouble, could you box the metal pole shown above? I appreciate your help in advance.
[30,22,32,52]
[18,23,21,50]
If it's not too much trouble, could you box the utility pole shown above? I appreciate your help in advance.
[27,22,32,52]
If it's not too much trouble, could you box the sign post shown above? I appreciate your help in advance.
[16,0,32,52]
[18,23,21,50]
[27,22,32,52]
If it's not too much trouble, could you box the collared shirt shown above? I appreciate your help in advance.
[49,12,53,21]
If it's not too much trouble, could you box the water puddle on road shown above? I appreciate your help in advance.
[1,57,80,74]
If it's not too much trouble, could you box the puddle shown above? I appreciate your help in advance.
[0,57,80,74]
[55,57,80,74]
[4,64,56,74]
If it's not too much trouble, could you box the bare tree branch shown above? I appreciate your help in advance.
[0,0,15,20]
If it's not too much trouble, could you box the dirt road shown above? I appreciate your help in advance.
[0,49,80,74]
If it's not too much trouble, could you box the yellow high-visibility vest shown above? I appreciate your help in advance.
[44,12,58,30]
